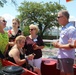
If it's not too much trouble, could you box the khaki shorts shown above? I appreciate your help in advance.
[57,58,74,73]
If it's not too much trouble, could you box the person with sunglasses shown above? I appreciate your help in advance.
[0,16,9,59]
[53,10,76,75]
[5,18,23,57]
[7,35,41,75]
[24,24,44,72]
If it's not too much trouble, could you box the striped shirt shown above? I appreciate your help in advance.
[58,22,76,59]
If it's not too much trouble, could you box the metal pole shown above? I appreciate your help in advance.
[57,0,60,39]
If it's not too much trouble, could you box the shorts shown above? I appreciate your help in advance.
[56,58,74,73]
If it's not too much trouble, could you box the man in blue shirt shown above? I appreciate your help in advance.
[53,10,76,75]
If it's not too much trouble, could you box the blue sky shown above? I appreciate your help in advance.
[0,0,76,27]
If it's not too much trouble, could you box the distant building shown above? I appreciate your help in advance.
[43,27,61,36]
[4,26,12,31]
[43,21,76,37]
[70,21,76,27]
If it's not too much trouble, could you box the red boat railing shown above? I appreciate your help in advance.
[0,59,38,75]
[1,58,76,75]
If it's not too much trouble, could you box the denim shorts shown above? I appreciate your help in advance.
[56,58,74,73]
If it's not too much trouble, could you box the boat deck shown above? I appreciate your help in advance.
[1,58,76,75]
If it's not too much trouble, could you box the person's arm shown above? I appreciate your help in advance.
[34,45,44,50]
[53,41,73,50]
[38,46,44,49]
[8,42,15,46]
[53,28,76,50]
[26,54,35,60]
[11,49,26,65]
[72,40,76,48]
[58,43,73,49]
[34,36,44,50]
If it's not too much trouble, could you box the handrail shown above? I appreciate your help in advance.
[43,39,58,43]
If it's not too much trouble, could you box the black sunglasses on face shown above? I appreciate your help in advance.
[30,29,35,31]
[57,16,63,19]
[3,20,7,23]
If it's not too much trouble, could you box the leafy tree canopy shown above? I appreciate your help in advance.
[0,0,17,7]
[17,1,66,37]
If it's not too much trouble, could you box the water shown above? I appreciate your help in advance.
[42,48,76,64]
[42,47,58,58]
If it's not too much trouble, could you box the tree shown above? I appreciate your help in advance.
[17,1,66,37]
[0,0,17,7]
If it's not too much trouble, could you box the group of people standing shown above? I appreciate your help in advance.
[0,9,76,75]
[0,17,44,75]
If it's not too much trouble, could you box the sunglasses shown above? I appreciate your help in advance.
[30,29,35,31]
[57,16,63,19]
[3,20,7,23]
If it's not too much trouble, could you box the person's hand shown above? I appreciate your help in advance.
[74,40,76,48]
[27,54,35,60]
[32,43,40,50]
[68,38,76,48]
[52,41,61,48]
[9,42,15,46]
[33,45,39,50]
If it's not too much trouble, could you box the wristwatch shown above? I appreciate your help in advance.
[69,44,74,48]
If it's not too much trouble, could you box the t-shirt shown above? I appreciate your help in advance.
[24,36,44,59]
[8,29,22,42]
[0,32,9,53]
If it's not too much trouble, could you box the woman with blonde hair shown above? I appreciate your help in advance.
[7,35,41,75]
[24,24,44,71]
